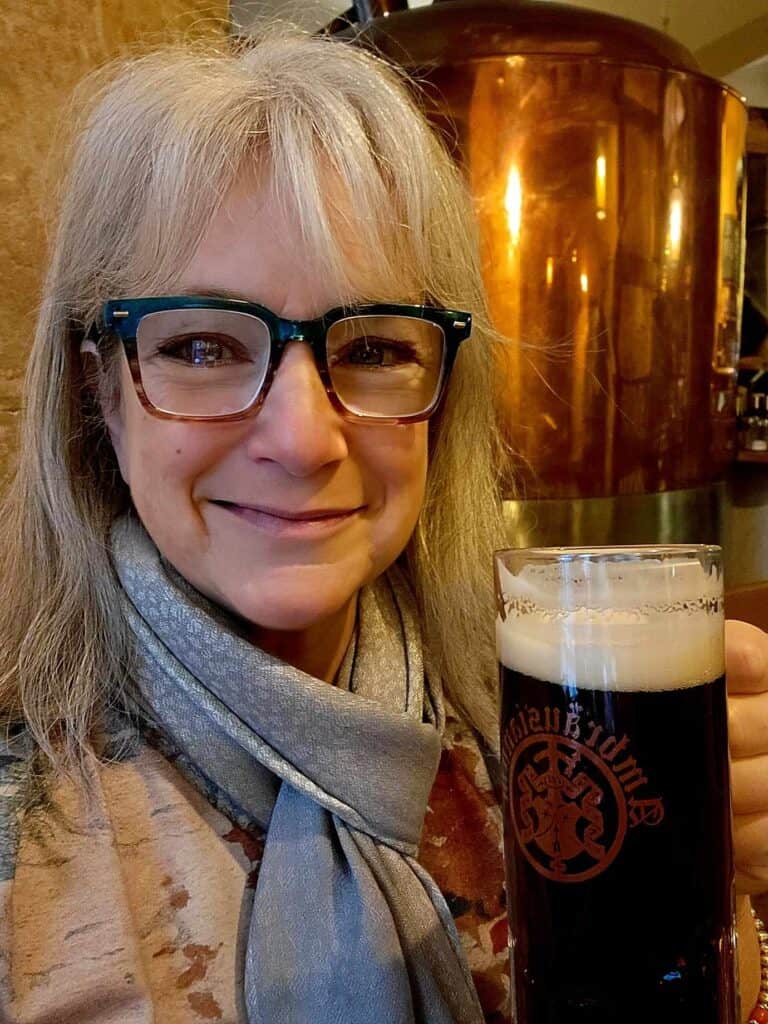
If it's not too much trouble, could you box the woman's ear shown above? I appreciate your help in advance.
[79,337,101,396]
[80,337,129,485]
[80,336,112,414]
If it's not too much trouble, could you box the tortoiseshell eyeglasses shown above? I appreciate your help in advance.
[82,295,472,424]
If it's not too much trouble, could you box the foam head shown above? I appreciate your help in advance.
[495,548,724,691]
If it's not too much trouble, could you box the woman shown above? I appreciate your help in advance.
[0,25,765,1024]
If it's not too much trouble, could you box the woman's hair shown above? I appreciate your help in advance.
[0,24,508,784]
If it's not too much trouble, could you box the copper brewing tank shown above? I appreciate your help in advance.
[339,0,747,547]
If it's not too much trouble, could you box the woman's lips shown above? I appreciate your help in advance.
[212,500,362,537]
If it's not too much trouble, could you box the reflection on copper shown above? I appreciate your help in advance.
[342,0,747,500]
[666,188,683,263]
[595,154,607,221]
[434,60,744,498]
[505,163,522,249]
[545,256,554,287]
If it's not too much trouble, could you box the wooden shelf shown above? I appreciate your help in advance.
[739,359,768,374]
[737,450,768,464]
[747,110,768,156]
[725,582,768,633]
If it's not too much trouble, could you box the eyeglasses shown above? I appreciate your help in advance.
[84,295,472,424]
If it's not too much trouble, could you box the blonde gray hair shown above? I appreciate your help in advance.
[0,25,508,783]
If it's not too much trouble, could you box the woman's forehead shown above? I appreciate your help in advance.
[170,171,421,309]
[176,185,332,312]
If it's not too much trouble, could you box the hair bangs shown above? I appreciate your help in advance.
[259,79,431,306]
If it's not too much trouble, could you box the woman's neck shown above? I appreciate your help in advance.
[251,595,357,683]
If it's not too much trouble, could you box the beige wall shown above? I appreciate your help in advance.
[0,0,228,491]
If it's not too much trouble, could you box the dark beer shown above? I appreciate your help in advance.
[495,546,736,1024]
[500,668,735,1023]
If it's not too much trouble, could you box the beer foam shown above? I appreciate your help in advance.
[496,556,724,691]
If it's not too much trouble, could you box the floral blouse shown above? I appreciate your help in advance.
[0,706,509,1023]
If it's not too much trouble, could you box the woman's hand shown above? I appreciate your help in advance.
[728,620,768,895]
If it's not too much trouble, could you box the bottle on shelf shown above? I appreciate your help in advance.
[736,387,748,450]
[759,393,768,452]
[745,392,768,452]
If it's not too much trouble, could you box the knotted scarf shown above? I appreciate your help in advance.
[109,511,485,1024]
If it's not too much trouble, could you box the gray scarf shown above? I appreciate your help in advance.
[109,511,484,1024]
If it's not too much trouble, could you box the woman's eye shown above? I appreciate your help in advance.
[335,338,421,368]
[156,334,248,366]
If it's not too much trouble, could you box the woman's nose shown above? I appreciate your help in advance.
[243,342,349,476]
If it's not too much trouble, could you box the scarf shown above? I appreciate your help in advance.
[109,511,485,1024]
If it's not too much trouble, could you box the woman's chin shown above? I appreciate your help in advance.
[226,584,356,633]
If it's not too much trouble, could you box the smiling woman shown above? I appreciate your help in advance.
[0,23,511,1024]
[98,178,439,663]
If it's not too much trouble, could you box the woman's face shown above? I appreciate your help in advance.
[105,179,428,635]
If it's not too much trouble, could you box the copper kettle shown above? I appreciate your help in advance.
[334,0,747,544]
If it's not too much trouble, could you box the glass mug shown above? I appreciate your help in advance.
[495,546,737,1024]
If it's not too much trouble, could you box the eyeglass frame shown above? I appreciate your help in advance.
[83,295,473,425]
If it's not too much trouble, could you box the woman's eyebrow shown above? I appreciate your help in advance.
[177,285,259,303]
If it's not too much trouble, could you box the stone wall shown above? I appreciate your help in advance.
[0,0,227,491]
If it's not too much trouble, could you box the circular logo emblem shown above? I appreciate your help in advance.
[508,733,628,883]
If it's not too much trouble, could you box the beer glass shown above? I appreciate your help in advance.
[495,546,736,1023]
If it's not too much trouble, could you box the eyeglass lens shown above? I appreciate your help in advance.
[135,309,446,418]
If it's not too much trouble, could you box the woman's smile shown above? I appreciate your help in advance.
[210,499,365,538]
